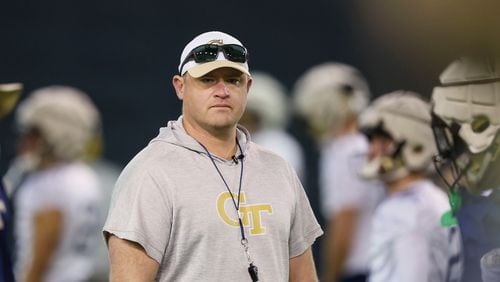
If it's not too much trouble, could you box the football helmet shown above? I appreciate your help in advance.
[292,62,370,141]
[360,91,435,182]
[15,85,101,161]
[431,57,500,192]
[245,71,289,130]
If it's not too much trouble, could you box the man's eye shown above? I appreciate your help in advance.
[200,77,215,83]
[227,78,241,84]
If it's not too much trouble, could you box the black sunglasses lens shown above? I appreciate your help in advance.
[222,44,247,63]
[192,45,219,63]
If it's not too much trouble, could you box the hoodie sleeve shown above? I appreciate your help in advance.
[103,158,172,264]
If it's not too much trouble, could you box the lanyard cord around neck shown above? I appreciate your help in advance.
[196,138,260,281]
[196,139,246,240]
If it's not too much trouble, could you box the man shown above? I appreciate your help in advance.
[359,91,463,282]
[0,83,22,282]
[104,31,323,281]
[10,86,102,282]
[293,62,384,282]
[430,57,500,282]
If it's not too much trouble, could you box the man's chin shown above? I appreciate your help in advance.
[207,118,238,132]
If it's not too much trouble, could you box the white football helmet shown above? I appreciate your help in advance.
[292,62,370,141]
[431,57,500,192]
[245,71,289,129]
[15,85,101,161]
[360,91,436,182]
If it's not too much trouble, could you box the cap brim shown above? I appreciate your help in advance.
[187,60,250,78]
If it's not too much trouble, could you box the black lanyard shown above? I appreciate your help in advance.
[197,139,259,282]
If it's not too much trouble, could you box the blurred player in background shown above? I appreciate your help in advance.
[6,86,102,282]
[293,62,384,282]
[239,71,305,181]
[0,83,22,282]
[359,91,462,282]
[82,131,122,282]
[431,57,500,282]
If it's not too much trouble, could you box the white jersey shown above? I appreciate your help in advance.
[14,161,101,282]
[88,159,121,281]
[251,128,306,182]
[369,180,463,282]
[320,133,385,275]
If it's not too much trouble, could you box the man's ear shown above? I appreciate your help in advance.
[246,75,253,93]
[172,75,185,100]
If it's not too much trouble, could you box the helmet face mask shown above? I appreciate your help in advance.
[433,134,500,194]
[431,111,500,194]
[431,112,463,161]
[431,111,472,192]
[361,129,408,182]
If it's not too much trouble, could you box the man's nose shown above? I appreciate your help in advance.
[214,80,229,96]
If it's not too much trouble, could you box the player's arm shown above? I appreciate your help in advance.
[24,209,63,282]
[322,207,359,282]
[108,235,159,282]
[289,247,319,282]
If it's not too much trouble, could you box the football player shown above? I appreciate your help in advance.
[431,57,500,282]
[360,91,463,282]
[7,86,102,281]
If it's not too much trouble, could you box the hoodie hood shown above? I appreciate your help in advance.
[153,116,251,161]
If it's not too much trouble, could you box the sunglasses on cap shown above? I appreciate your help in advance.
[179,44,248,74]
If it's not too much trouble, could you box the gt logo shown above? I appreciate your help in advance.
[217,191,272,235]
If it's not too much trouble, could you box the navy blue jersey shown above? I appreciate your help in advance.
[457,189,500,282]
[0,182,14,282]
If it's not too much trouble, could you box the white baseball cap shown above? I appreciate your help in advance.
[178,31,250,78]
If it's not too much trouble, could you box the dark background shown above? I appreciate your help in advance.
[2,0,466,166]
